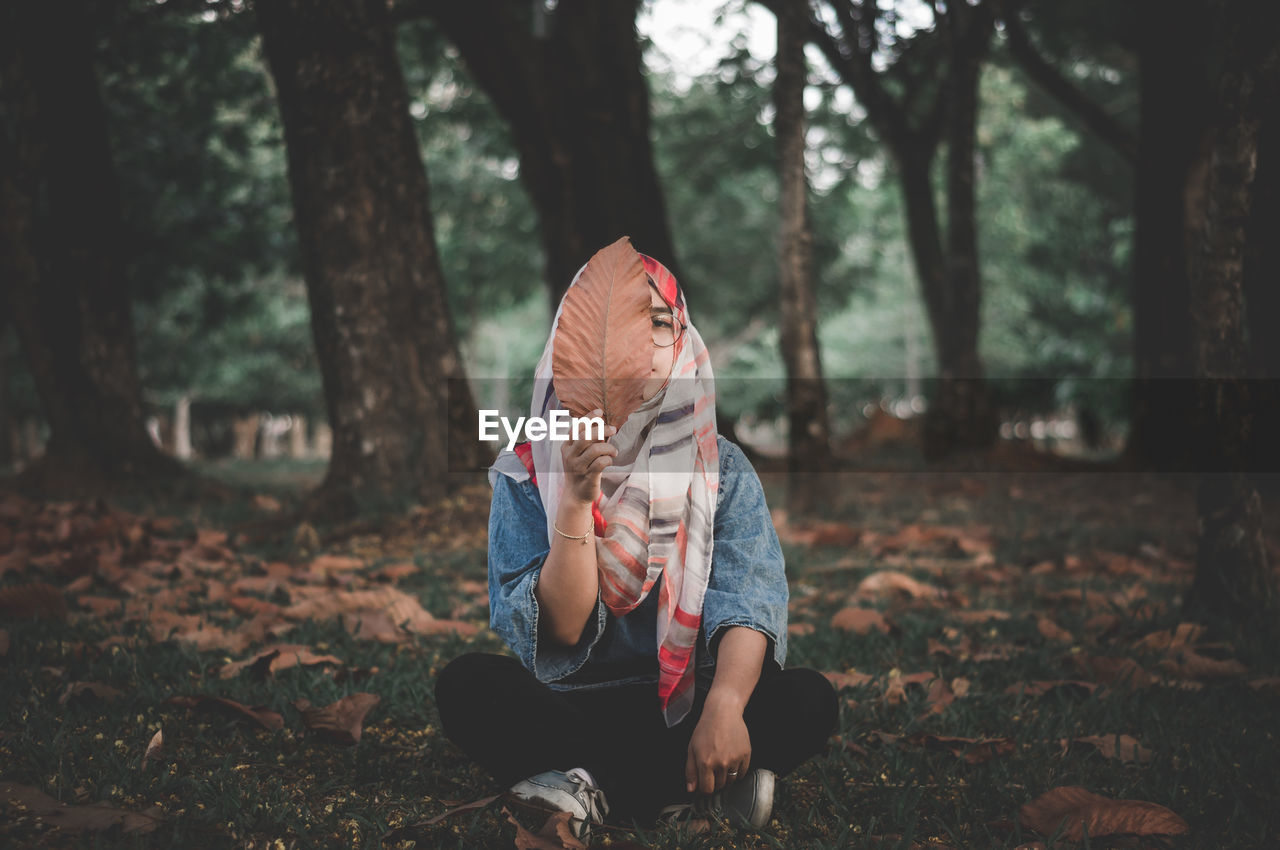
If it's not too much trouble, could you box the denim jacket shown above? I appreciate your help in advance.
[486,435,788,692]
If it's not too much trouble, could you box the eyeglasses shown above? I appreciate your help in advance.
[651,312,684,348]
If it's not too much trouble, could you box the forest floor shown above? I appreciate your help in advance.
[2,449,1279,849]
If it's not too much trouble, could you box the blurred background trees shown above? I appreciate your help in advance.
[1,0,1275,616]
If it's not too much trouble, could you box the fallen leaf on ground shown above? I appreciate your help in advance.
[907,733,1015,764]
[219,644,344,679]
[165,695,284,730]
[950,608,1011,624]
[1074,656,1159,689]
[855,571,943,600]
[503,805,587,850]
[0,628,8,657]
[1036,616,1073,643]
[0,781,160,834]
[141,729,163,769]
[59,682,124,705]
[788,622,815,636]
[1133,622,1205,653]
[1004,680,1100,699]
[1062,734,1152,764]
[1019,786,1189,840]
[415,794,501,827]
[823,670,876,690]
[283,586,476,641]
[295,692,380,744]
[0,582,68,620]
[1157,647,1247,680]
[831,606,891,634]
[309,554,364,575]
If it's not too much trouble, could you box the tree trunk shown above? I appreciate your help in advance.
[1184,1,1276,626]
[922,7,997,460]
[257,0,488,519]
[1125,4,1204,470]
[1243,107,1280,472]
[0,0,184,492]
[418,0,681,304]
[775,0,832,486]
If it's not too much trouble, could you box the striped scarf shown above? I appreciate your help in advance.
[528,254,719,727]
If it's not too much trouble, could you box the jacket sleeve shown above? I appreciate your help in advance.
[487,473,607,681]
[700,440,789,671]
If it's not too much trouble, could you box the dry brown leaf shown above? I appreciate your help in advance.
[1247,675,1280,695]
[296,692,380,744]
[1004,680,1100,699]
[1133,622,1204,653]
[283,585,476,641]
[788,622,815,636]
[1075,656,1159,689]
[951,609,1011,624]
[823,670,876,690]
[0,781,160,834]
[59,682,124,705]
[908,733,1014,764]
[375,562,419,582]
[830,606,891,634]
[165,695,284,730]
[0,627,8,657]
[1037,617,1074,643]
[1157,647,1247,680]
[141,729,163,769]
[0,581,68,620]
[504,806,589,850]
[228,596,280,618]
[219,644,344,679]
[309,554,364,575]
[855,571,943,600]
[1063,734,1152,764]
[1019,786,1189,839]
[550,236,652,429]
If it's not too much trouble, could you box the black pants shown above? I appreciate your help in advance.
[434,652,839,822]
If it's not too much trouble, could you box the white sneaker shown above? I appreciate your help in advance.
[660,768,776,831]
[508,767,610,840]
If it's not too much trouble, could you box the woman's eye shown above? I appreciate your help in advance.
[652,316,673,328]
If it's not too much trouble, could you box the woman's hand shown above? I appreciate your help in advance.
[560,408,617,506]
[685,702,752,794]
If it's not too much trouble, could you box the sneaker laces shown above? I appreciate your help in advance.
[565,767,610,824]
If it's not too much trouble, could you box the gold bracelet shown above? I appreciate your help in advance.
[553,520,592,541]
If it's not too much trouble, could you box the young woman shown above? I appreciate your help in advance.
[435,251,838,839]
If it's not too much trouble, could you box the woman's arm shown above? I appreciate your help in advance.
[685,626,767,793]
[534,413,617,646]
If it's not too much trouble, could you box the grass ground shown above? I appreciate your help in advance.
[1,457,1278,849]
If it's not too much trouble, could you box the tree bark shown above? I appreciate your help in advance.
[774,0,832,484]
[922,2,997,460]
[409,0,681,304]
[256,0,487,519]
[0,0,184,491]
[1125,2,1205,470]
[1184,0,1276,626]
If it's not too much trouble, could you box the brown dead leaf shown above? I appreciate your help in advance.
[165,695,284,730]
[59,682,124,705]
[309,554,365,575]
[413,794,501,827]
[823,670,876,690]
[908,733,1014,765]
[951,608,1011,624]
[219,644,344,679]
[228,596,281,618]
[141,729,163,769]
[502,806,590,849]
[0,581,68,620]
[253,494,283,513]
[1063,734,1152,764]
[296,692,380,744]
[1075,656,1159,689]
[788,622,815,636]
[1036,617,1074,643]
[1019,786,1189,840]
[830,606,891,634]
[0,628,8,657]
[0,781,160,834]
[1157,647,1247,680]
[1247,675,1280,695]
[855,571,943,600]
[375,562,419,582]
[1004,680,1100,699]
[283,586,477,641]
[1133,622,1204,653]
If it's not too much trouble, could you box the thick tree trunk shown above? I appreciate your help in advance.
[1126,4,1204,470]
[775,0,832,483]
[0,0,184,491]
[922,9,997,461]
[1184,2,1276,625]
[256,0,486,519]
[418,0,681,303]
[1243,109,1280,472]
